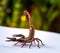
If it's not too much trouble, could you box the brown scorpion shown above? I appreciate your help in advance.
[6,10,44,48]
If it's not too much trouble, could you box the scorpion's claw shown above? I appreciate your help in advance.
[6,37,17,42]
[6,39,11,42]
[13,34,24,37]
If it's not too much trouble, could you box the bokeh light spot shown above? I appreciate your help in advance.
[21,15,26,22]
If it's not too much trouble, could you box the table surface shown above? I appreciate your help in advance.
[0,26,60,53]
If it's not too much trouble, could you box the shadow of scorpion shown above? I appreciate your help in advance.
[6,10,45,48]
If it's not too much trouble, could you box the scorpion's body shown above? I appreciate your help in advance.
[6,10,44,48]
[24,10,35,40]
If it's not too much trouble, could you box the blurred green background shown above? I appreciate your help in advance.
[0,0,60,33]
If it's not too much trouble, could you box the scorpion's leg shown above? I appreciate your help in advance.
[14,41,19,45]
[35,38,40,48]
[29,40,32,48]
[36,38,45,46]
[21,42,26,47]
[34,38,45,47]
[33,40,36,44]
[14,38,26,45]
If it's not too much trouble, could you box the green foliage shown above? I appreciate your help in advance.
[50,0,60,5]
[0,0,60,33]
[32,8,42,29]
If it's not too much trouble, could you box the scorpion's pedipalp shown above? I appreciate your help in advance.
[6,37,17,42]
[13,34,25,38]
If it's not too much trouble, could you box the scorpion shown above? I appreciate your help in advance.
[6,10,44,48]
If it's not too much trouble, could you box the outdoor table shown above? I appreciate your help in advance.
[0,26,60,53]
